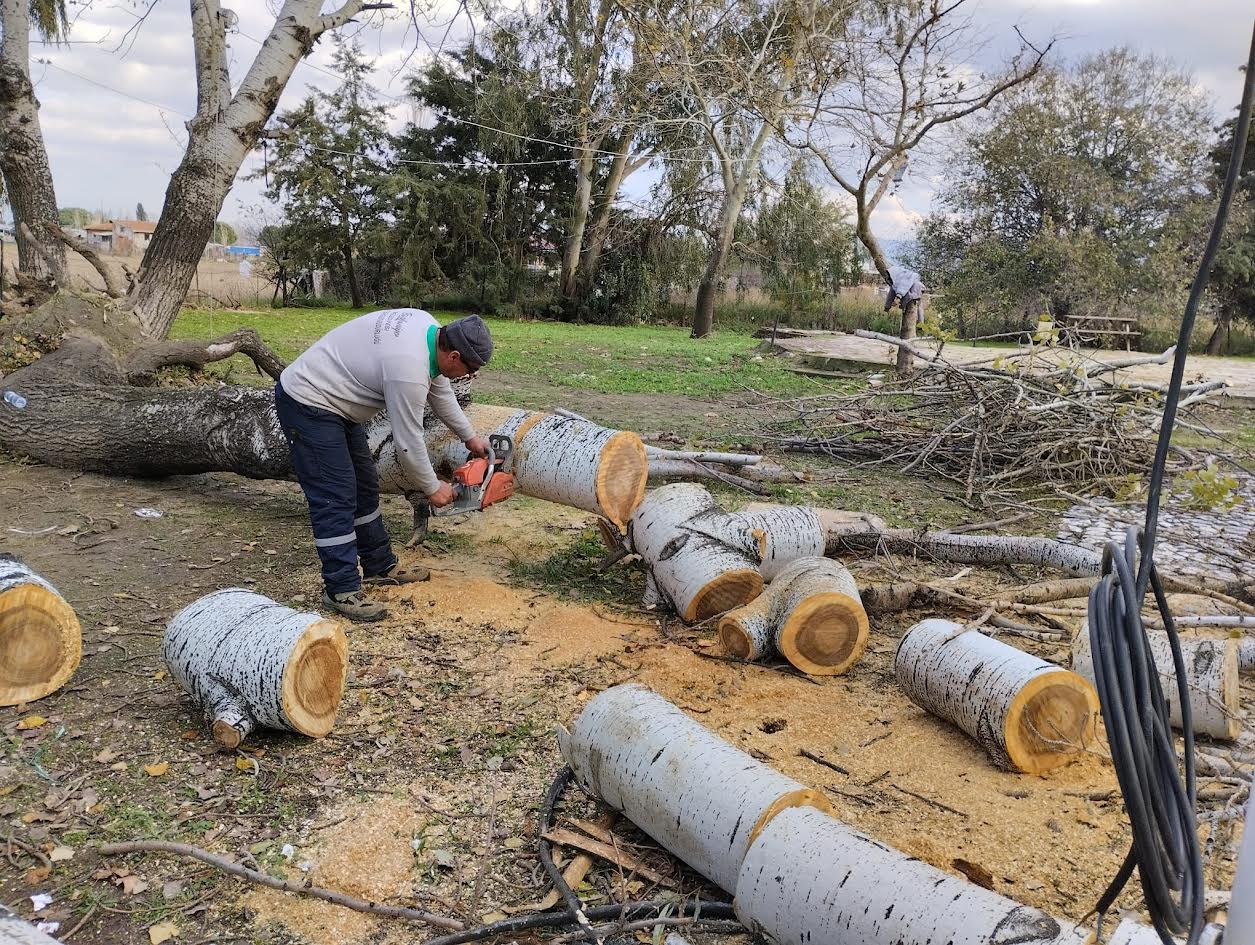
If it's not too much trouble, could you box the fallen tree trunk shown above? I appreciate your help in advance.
[163,589,348,748]
[736,805,1159,945]
[558,684,834,893]
[625,484,764,622]
[895,619,1098,773]
[0,556,81,706]
[0,380,649,528]
[718,557,868,675]
[373,405,649,532]
[1072,626,1242,740]
[563,685,1157,945]
[0,904,60,945]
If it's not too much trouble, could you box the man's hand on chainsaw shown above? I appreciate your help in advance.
[428,481,457,508]
[465,435,491,458]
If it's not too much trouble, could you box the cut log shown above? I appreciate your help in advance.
[626,484,763,621]
[0,904,62,945]
[163,590,348,748]
[0,557,81,706]
[895,619,1098,773]
[734,804,1159,945]
[557,683,834,893]
[727,506,827,580]
[370,405,648,531]
[719,557,868,676]
[1072,626,1241,741]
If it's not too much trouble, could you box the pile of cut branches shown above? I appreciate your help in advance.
[755,331,1231,503]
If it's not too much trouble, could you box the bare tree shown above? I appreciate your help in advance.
[629,0,855,337]
[790,0,1052,372]
[0,0,68,281]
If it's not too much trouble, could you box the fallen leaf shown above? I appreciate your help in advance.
[24,866,50,885]
[143,762,170,778]
[119,875,149,896]
[17,716,47,730]
[503,837,525,850]
[431,849,456,868]
[152,670,168,681]
[480,911,508,924]
[148,919,179,944]
[93,747,120,764]
[162,880,184,901]
[235,757,257,774]
[49,846,74,862]
[0,785,17,798]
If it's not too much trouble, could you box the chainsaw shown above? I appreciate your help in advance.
[431,433,516,517]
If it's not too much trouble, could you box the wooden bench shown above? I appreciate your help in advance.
[1056,315,1141,351]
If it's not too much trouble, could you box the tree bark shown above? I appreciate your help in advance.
[579,138,637,289]
[342,242,362,309]
[558,683,835,894]
[692,184,745,338]
[128,0,380,337]
[895,619,1098,774]
[562,148,597,299]
[163,589,348,747]
[1205,311,1230,356]
[0,0,65,281]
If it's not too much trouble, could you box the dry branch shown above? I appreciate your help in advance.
[43,222,127,298]
[755,335,1229,500]
[99,840,463,929]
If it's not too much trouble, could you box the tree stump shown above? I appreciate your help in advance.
[558,683,833,893]
[626,483,763,622]
[895,619,1098,774]
[163,590,348,748]
[718,557,868,675]
[1072,625,1241,740]
[0,557,81,706]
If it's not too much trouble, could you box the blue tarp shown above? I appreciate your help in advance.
[226,245,261,256]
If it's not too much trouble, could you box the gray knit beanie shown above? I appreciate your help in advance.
[443,315,493,371]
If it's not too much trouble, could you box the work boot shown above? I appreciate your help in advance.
[321,589,388,623]
[363,562,431,586]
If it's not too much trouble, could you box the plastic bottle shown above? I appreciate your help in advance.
[2,390,26,410]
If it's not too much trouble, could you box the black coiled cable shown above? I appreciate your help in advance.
[1087,22,1254,945]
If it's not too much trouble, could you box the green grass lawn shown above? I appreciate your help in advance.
[173,306,828,398]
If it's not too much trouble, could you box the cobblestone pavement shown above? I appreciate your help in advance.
[1057,485,1255,583]
[774,332,1255,400]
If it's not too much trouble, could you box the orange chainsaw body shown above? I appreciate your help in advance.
[451,456,515,508]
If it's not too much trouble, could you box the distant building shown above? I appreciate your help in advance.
[84,219,159,254]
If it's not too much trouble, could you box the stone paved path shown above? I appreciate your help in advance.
[774,332,1255,402]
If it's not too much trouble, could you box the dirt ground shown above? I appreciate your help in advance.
[0,393,1248,943]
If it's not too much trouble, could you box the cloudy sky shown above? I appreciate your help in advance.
[18,0,1255,240]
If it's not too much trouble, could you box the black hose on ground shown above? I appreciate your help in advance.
[1087,21,1255,945]
[538,765,599,943]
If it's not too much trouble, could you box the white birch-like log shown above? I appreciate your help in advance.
[737,502,1102,575]
[0,556,81,706]
[557,683,834,893]
[1072,626,1242,741]
[734,805,1160,945]
[895,619,1098,773]
[163,590,348,748]
[0,904,62,945]
[369,405,648,531]
[719,557,868,676]
[626,484,763,621]
[728,506,827,580]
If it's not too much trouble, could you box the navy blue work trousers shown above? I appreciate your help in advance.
[275,383,396,594]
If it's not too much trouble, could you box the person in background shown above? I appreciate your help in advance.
[274,310,493,622]
[884,267,926,325]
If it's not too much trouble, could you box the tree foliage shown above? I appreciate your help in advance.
[256,38,393,309]
[914,48,1214,335]
[1206,114,1255,352]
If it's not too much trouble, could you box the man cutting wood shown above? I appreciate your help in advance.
[275,310,493,622]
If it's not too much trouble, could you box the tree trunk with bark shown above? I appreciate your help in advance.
[1205,311,1231,356]
[718,556,867,675]
[558,683,834,893]
[578,138,635,290]
[895,619,1098,774]
[562,148,597,299]
[1072,626,1242,740]
[0,0,65,282]
[0,556,81,706]
[163,589,348,747]
[692,181,748,339]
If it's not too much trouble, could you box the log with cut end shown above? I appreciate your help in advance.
[369,405,648,531]
[163,590,348,748]
[626,484,763,621]
[1072,626,1241,740]
[734,805,1159,945]
[719,557,868,676]
[557,683,833,893]
[895,619,1098,773]
[0,557,81,706]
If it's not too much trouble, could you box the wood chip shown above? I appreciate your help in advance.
[542,828,674,886]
